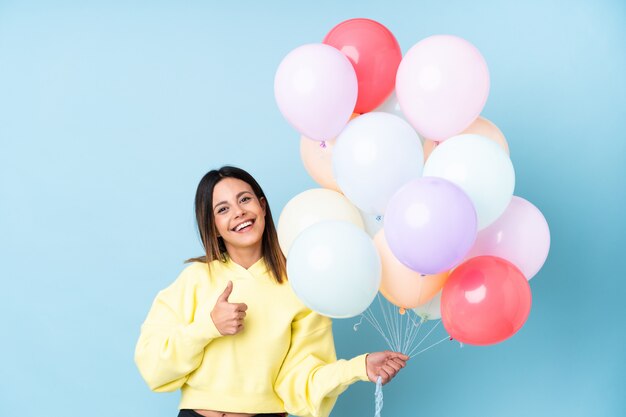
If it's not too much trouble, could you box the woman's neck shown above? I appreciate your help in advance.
[225,245,262,269]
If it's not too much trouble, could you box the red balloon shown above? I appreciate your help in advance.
[441,256,531,345]
[323,18,402,113]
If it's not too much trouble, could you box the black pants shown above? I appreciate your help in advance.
[178,410,286,417]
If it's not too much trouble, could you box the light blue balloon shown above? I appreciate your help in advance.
[333,112,424,215]
[287,220,381,318]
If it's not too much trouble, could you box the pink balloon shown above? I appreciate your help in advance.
[465,196,550,280]
[396,35,490,141]
[274,44,358,141]
[442,256,531,346]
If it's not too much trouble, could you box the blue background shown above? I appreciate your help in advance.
[1,1,624,416]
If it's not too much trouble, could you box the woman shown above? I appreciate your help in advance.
[135,166,408,417]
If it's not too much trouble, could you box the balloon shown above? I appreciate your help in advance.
[441,256,532,345]
[423,116,509,161]
[277,188,364,256]
[359,209,384,238]
[384,177,477,275]
[414,290,442,321]
[323,18,402,113]
[465,196,550,280]
[374,91,424,144]
[373,90,405,120]
[374,230,449,309]
[423,134,515,229]
[300,113,359,191]
[287,221,381,318]
[300,137,340,191]
[333,112,424,215]
[396,35,490,141]
[274,43,357,141]
[460,116,509,153]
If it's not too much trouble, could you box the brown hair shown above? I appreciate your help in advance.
[185,166,286,283]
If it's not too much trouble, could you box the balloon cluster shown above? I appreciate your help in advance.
[274,18,550,346]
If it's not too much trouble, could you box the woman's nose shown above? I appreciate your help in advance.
[234,204,246,217]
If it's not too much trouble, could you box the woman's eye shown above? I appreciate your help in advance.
[240,196,251,203]
[217,207,227,214]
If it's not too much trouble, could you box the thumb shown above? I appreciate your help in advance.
[218,281,233,302]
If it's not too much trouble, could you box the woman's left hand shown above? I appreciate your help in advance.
[365,351,409,385]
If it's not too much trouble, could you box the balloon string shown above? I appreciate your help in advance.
[364,308,396,350]
[409,335,451,358]
[353,315,364,332]
[365,300,392,349]
[419,290,437,321]
[364,309,387,340]
[374,376,383,417]
[354,294,449,360]
[403,275,425,353]
[402,309,410,353]
[377,294,397,351]
[404,315,425,355]
[361,310,395,349]
[406,320,441,357]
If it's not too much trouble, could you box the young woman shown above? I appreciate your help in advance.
[135,166,408,417]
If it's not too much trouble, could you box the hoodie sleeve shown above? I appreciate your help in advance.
[274,308,370,417]
[134,265,223,392]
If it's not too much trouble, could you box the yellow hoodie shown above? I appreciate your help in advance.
[134,256,369,417]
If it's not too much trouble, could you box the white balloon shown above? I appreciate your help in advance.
[333,112,424,215]
[423,134,515,229]
[277,188,363,256]
[287,221,381,318]
[413,290,442,320]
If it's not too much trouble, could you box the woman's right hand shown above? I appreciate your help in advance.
[211,281,248,335]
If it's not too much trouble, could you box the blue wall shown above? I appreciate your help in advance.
[1,1,624,416]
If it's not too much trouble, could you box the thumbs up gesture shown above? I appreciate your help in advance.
[210,281,248,336]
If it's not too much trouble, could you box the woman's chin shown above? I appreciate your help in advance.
[226,232,263,249]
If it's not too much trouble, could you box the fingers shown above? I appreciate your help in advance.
[377,368,391,385]
[390,357,407,369]
[386,358,403,372]
[225,324,244,335]
[386,350,409,361]
[218,281,233,302]
[212,282,248,336]
[367,351,409,386]
[382,364,400,385]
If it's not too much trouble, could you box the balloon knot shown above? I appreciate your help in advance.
[320,141,327,149]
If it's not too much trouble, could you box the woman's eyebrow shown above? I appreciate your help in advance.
[213,191,253,209]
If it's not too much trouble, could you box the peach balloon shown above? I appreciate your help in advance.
[300,136,341,191]
[300,113,359,191]
[374,230,450,309]
[423,116,509,162]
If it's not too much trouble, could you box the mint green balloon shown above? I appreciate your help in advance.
[423,134,515,229]
[287,220,381,318]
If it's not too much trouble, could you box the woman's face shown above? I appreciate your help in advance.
[212,177,266,254]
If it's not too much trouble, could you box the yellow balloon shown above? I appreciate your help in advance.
[423,116,510,162]
[374,230,449,309]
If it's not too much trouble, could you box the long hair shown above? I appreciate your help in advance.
[185,166,286,284]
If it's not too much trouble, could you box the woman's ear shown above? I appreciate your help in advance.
[260,196,267,215]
